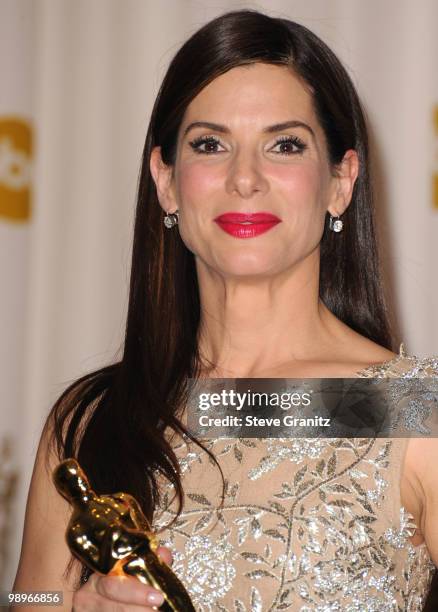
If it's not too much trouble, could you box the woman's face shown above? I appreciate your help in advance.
[152,63,358,279]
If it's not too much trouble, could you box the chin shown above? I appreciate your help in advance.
[214,251,282,278]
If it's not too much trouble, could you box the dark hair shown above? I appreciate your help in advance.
[48,9,394,585]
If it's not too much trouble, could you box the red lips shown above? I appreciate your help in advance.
[214,212,281,239]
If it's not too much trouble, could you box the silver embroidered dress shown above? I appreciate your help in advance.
[152,346,438,611]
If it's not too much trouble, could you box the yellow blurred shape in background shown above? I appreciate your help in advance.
[0,117,32,222]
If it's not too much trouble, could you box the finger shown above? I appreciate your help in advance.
[95,575,165,608]
[74,589,160,612]
[156,545,173,566]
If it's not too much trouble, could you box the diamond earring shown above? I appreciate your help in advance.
[163,210,179,229]
[329,214,343,233]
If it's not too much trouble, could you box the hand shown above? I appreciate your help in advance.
[72,546,173,610]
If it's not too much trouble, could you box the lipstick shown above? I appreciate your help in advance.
[214,212,281,238]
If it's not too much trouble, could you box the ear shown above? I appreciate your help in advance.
[327,149,360,217]
[149,146,178,213]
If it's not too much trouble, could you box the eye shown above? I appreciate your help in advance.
[188,135,226,155]
[269,135,307,155]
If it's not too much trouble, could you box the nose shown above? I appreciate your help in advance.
[225,149,269,199]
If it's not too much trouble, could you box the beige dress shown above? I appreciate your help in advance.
[152,345,438,611]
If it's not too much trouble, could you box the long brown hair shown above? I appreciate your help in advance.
[48,9,394,584]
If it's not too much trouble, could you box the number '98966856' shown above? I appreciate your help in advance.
[0,591,63,606]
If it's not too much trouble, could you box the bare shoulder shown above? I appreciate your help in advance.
[321,309,397,369]
[355,339,397,365]
[12,418,80,610]
[345,343,397,376]
[320,325,398,376]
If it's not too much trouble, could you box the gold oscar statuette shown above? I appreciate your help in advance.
[53,459,195,612]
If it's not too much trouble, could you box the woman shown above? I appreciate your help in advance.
[13,9,438,611]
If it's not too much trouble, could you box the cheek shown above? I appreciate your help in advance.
[174,161,221,252]
[272,162,326,212]
[272,162,329,248]
[177,161,221,209]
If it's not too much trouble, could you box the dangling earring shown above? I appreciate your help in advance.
[163,210,179,229]
[329,214,343,233]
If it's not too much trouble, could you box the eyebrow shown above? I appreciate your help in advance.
[183,120,315,140]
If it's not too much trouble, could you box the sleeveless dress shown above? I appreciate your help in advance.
[152,345,438,611]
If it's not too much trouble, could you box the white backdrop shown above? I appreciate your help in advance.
[1,0,437,589]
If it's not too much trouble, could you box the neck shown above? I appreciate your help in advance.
[196,250,342,378]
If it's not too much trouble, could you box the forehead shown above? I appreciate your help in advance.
[182,63,316,128]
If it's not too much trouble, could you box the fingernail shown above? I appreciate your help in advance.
[147,590,164,605]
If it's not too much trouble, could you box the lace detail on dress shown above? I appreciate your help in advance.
[152,348,438,611]
[153,436,435,611]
